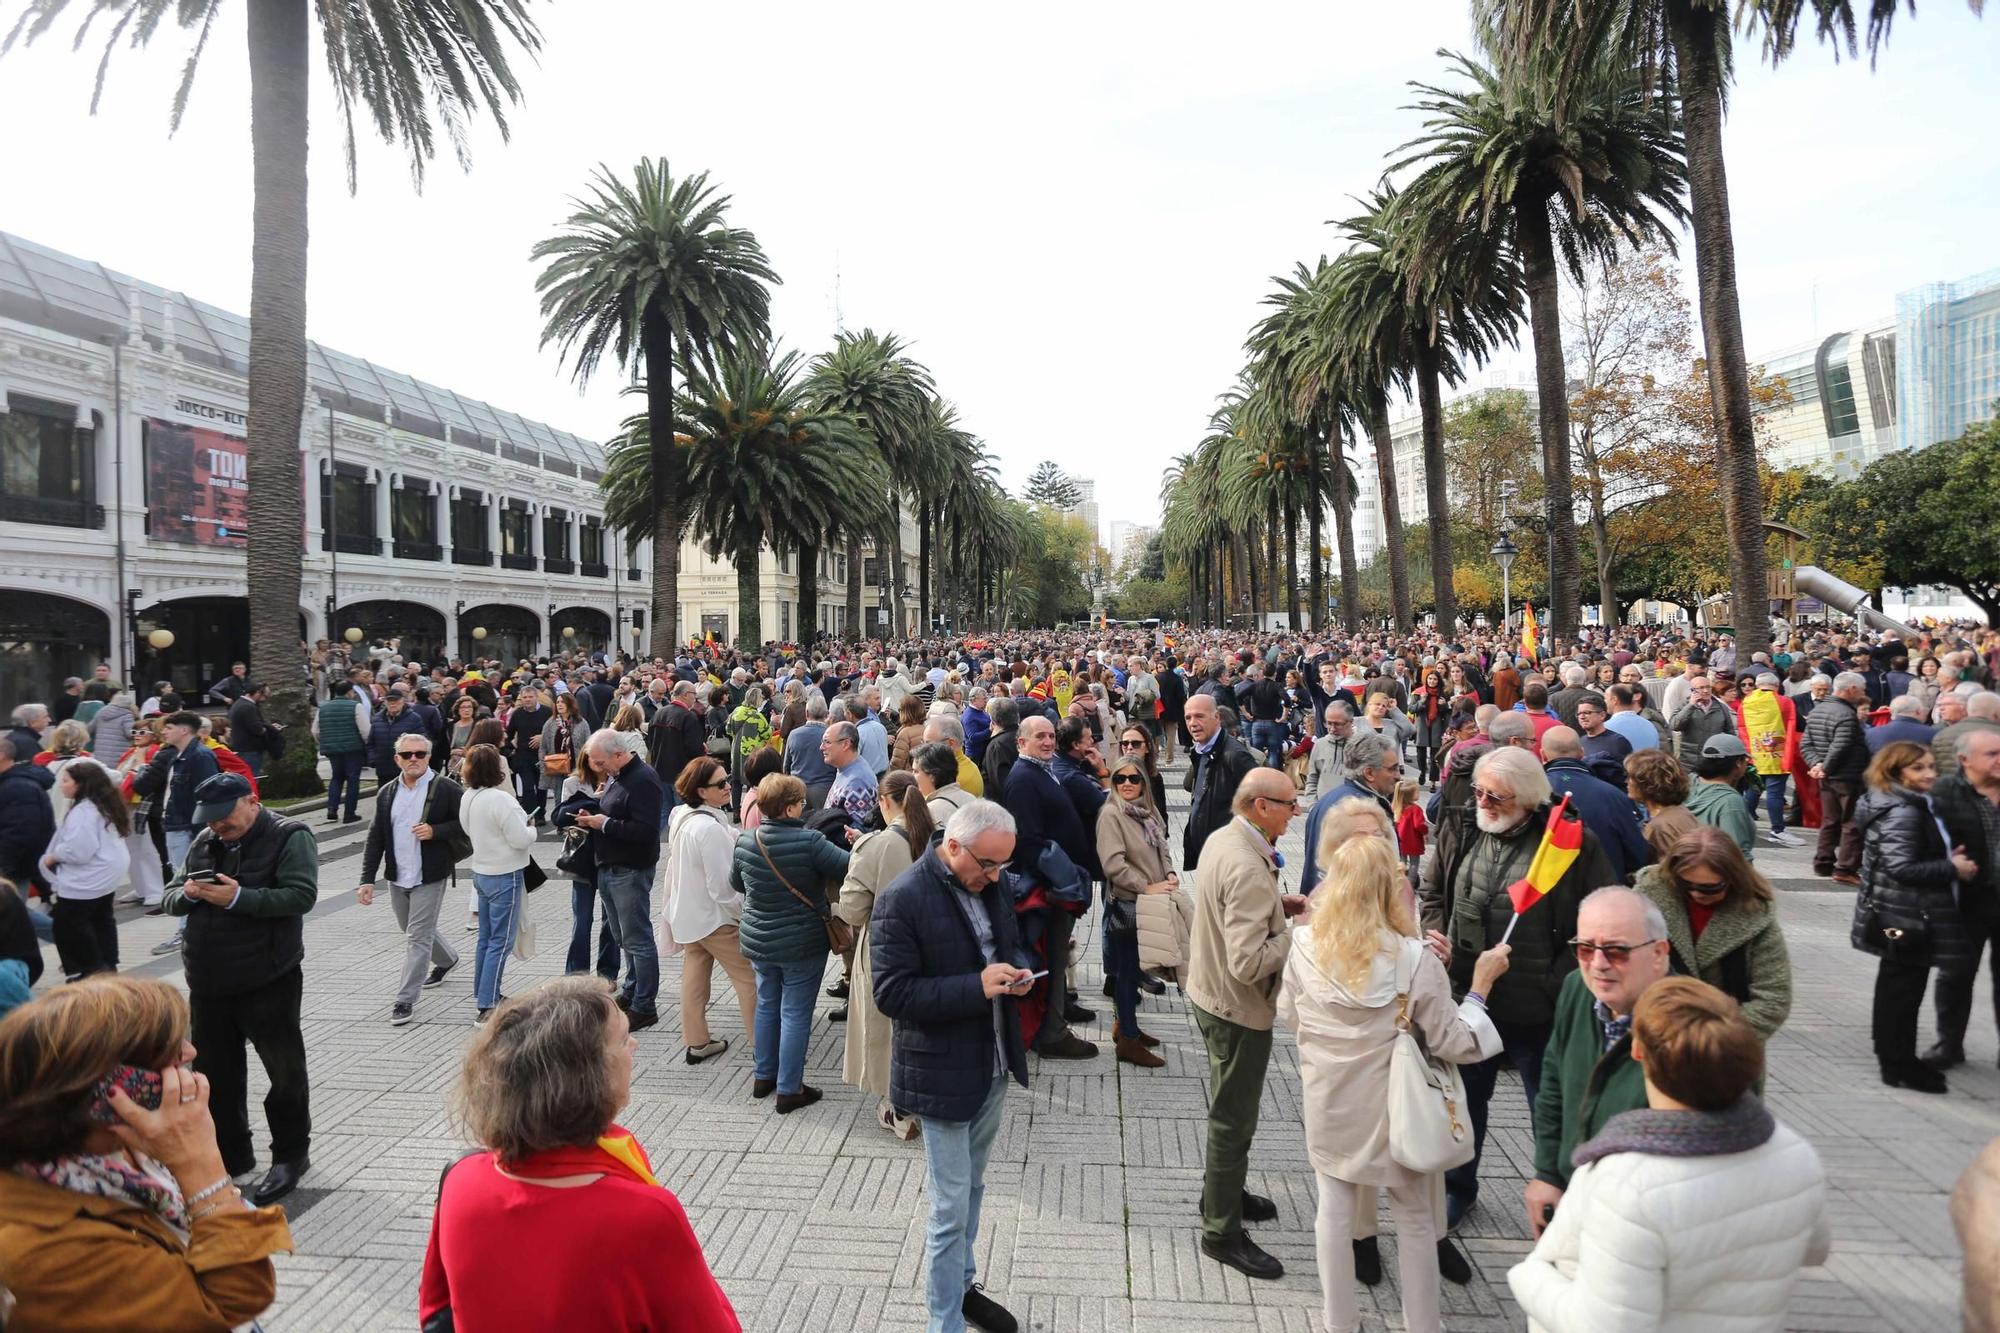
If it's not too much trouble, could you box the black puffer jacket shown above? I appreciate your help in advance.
[732,817,849,965]
[1803,695,1868,784]
[1852,786,1973,974]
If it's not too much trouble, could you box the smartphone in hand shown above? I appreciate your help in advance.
[87,1064,164,1125]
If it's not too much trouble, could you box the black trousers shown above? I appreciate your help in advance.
[1872,955,1933,1069]
[51,895,118,976]
[191,966,312,1175]
[1934,896,2000,1051]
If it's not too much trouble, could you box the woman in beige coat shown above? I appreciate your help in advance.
[1278,834,1512,1333]
[835,770,935,1140]
[1097,756,1177,1067]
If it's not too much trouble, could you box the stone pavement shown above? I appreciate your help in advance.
[66,760,2000,1331]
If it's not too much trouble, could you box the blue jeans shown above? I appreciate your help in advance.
[239,750,265,780]
[471,870,523,1009]
[566,879,620,979]
[751,955,825,1095]
[1744,773,1787,834]
[1250,720,1289,769]
[922,1075,1008,1332]
[1445,1017,1549,1205]
[599,865,659,1017]
[164,829,194,875]
[325,751,364,819]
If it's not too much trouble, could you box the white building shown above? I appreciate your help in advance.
[1063,477,1101,548]
[0,231,918,708]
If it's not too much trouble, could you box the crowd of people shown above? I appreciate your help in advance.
[2,613,1999,1331]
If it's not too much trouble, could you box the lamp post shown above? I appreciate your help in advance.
[1491,534,1519,635]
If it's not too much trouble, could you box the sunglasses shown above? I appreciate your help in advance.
[1119,739,1147,750]
[1681,877,1728,897]
[396,750,429,760]
[1112,774,1144,787]
[703,779,730,791]
[1570,938,1659,965]
[1470,786,1514,806]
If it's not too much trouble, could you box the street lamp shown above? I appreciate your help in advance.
[1491,534,1519,634]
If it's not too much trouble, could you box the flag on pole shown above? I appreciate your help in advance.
[1520,602,1540,663]
[1505,794,1581,916]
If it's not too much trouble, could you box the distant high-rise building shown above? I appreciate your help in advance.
[1896,268,2000,453]
[1062,477,1101,547]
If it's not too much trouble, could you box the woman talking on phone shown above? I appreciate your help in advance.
[0,974,294,1331]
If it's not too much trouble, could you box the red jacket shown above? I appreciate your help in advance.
[1395,803,1428,858]
[420,1139,737,1332]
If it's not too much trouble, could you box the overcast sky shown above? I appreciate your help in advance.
[4,0,1995,541]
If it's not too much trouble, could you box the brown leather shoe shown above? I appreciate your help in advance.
[1116,1035,1166,1068]
[1113,1022,1161,1049]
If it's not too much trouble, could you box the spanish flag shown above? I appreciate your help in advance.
[1520,602,1540,663]
[1506,795,1581,915]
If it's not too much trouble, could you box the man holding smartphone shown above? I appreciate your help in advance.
[871,800,1033,1333]
[162,772,319,1207]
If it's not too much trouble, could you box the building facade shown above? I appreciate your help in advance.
[1896,268,2000,454]
[1756,319,1900,477]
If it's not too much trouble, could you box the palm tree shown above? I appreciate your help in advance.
[1488,0,1981,646]
[1322,186,1521,635]
[599,348,888,647]
[1394,48,1688,646]
[533,158,779,658]
[1160,444,1230,627]
[5,0,540,789]
[803,330,935,638]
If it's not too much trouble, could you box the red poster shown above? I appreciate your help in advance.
[145,419,247,546]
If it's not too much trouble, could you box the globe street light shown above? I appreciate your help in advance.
[146,628,175,651]
[1491,534,1519,634]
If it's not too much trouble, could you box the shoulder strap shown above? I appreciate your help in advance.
[1392,936,1421,1031]
[755,829,828,919]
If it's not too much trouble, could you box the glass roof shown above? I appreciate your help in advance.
[0,230,604,470]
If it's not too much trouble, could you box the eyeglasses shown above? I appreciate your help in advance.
[1470,786,1515,806]
[396,750,429,760]
[1255,796,1304,813]
[1570,938,1660,965]
[970,855,1008,874]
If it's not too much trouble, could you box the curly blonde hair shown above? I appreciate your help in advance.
[1304,834,1413,991]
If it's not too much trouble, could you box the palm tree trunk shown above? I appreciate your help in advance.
[845,535,863,636]
[1516,202,1582,649]
[243,0,314,797]
[797,539,820,646]
[1366,387,1413,632]
[1670,1,1769,652]
[1332,431,1361,632]
[1285,496,1301,631]
[1415,348,1456,635]
[1581,445,1618,629]
[1308,494,1325,632]
[1241,527,1261,626]
[1265,494,1281,621]
[643,311,680,658]
[1212,544,1225,626]
[888,504,908,636]
[736,544,761,647]
[918,504,932,633]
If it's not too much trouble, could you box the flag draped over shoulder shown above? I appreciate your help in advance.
[1521,603,1540,663]
[1506,795,1580,915]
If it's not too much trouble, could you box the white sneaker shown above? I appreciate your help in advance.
[1766,829,1805,847]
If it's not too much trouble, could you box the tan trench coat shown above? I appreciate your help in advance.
[835,823,914,1097]
[1185,818,1291,1031]
[1276,930,1500,1187]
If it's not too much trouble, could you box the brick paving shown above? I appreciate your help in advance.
[67,759,2000,1331]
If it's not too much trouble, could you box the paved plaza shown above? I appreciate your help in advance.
[85,760,1997,1332]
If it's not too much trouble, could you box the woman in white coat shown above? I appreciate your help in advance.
[835,770,934,1139]
[40,758,131,978]
[660,756,756,1065]
[1508,977,1830,1333]
[1277,834,1511,1333]
[458,743,535,1024]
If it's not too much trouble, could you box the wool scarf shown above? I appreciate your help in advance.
[1572,1093,1775,1169]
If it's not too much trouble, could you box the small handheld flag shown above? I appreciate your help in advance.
[1497,795,1581,944]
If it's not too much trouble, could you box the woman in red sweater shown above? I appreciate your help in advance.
[420,977,738,1332]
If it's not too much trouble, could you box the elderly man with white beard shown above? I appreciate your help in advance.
[1422,745,1620,1230]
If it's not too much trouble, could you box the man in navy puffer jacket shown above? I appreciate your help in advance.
[873,799,1033,1333]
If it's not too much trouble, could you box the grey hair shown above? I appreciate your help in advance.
[743,686,765,710]
[1888,694,1927,720]
[454,976,621,1164]
[10,704,47,726]
[1562,664,1587,686]
[827,698,852,723]
[1473,745,1553,809]
[913,742,960,788]
[968,686,988,705]
[672,680,697,700]
[1833,671,1867,694]
[1808,673,1832,689]
[1970,693,2000,721]
[804,692,829,721]
[1344,733,1397,776]
[1312,796,1394,864]
[1487,712,1535,746]
[1580,885,1669,942]
[944,798,1017,845]
[1323,699,1353,722]
[925,714,966,745]
[988,697,1019,729]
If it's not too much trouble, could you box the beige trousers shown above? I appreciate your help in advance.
[681,924,758,1050]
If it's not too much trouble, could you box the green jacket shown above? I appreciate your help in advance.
[1634,864,1793,1040]
[1532,969,1649,1189]
[1685,779,1756,860]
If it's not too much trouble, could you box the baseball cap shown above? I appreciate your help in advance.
[191,772,255,825]
[1700,734,1749,760]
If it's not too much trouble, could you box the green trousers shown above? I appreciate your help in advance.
[1195,1003,1274,1242]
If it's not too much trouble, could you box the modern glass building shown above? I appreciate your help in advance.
[1896,268,2000,453]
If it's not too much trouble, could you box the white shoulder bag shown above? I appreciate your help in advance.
[1386,936,1476,1173]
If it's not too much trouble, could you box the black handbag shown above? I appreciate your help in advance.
[1855,892,1930,963]
[522,858,548,893]
[554,825,596,880]
[1104,895,1138,936]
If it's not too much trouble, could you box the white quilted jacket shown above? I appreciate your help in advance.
[1508,1120,1831,1333]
